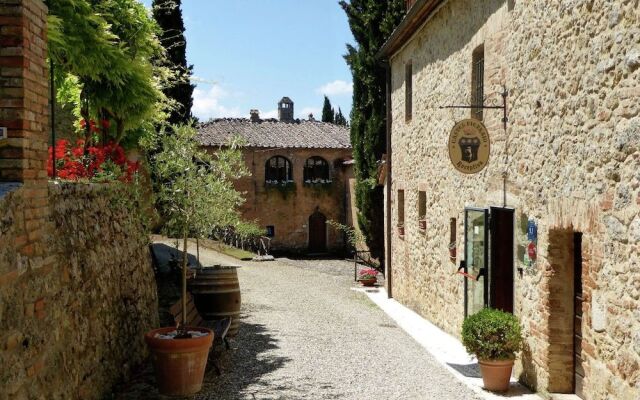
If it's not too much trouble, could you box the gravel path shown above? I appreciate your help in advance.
[113,240,480,400]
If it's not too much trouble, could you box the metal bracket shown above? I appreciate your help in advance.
[439,87,509,131]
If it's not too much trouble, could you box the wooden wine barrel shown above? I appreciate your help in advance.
[188,265,241,337]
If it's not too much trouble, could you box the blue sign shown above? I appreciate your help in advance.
[527,220,537,241]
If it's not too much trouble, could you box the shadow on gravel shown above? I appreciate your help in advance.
[195,320,291,400]
[111,320,290,400]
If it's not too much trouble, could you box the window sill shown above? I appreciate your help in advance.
[303,181,332,186]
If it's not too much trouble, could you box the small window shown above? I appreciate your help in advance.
[418,191,426,230]
[304,157,330,183]
[265,156,292,183]
[471,45,484,120]
[397,190,405,226]
[266,226,275,237]
[405,62,413,121]
[449,218,457,260]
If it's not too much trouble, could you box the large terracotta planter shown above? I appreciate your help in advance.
[478,359,514,392]
[145,327,214,396]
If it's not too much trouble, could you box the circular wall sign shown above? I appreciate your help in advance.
[448,119,491,174]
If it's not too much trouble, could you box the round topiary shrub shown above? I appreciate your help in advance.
[461,308,523,361]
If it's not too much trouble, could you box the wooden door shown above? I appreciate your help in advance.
[574,233,585,398]
[308,212,327,253]
[489,207,514,313]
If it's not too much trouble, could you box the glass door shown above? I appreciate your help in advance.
[464,208,488,317]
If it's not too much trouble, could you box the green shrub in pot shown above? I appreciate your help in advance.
[461,308,522,361]
[461,308,523,392]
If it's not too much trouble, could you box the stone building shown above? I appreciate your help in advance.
[197,98,354,253]
[379,1,639,399]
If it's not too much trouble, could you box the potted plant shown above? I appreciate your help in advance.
[397,223,405,236]
[461,308,523,392]
[357,268,378,286]
[418,216,427,231]
[146,125,249,396]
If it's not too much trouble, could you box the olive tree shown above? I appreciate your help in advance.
[153,124,248,328]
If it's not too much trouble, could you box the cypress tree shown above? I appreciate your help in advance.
[335,108,348,126]
[322,95,335,123]
[340,0,405,261]
[152,0,194,125]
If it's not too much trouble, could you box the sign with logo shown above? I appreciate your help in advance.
[448,119,490,174]
[527,220,538,241]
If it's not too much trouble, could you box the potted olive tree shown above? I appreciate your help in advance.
[146,124,248,396]
[461,308,523,392]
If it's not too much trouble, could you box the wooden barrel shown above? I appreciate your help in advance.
[188,265,241,337]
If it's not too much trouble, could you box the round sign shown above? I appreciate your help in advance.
[448,119,491,174]
[527,242,537,261]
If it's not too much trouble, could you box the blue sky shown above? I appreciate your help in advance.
[141,0,355,121]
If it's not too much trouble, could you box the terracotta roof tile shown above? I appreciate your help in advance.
[197,118,351,149]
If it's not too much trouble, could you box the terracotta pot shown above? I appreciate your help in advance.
[145,327,214,396]
[358,278,377,287]
[478,359,514,392]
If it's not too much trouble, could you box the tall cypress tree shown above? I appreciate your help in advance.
[335,108,348,126]
[340,0,405,261]
[152,0,194,125]
[322,95,335,123]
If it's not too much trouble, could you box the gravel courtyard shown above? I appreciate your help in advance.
[114,241,480,400]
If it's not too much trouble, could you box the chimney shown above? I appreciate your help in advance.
[278,97,294,122]
[250,109,260,122]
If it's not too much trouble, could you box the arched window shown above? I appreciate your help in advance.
[304,156,330,183]
[265,156,292,183]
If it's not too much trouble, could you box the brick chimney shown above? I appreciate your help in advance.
[250,109,260,122]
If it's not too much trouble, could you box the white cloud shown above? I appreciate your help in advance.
[316,80,353,97]
[192,85,243,120]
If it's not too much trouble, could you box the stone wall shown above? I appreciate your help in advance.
[387,0,639,398]
[212,147,353,253]
[0,183,158,400]
[0,3,159,399]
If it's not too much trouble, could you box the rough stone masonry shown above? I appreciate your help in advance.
[0,2,159,399]
[384,0,639,399]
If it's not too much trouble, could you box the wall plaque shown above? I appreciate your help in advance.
[448,119,490,174]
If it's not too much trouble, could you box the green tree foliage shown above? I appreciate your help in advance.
[334,107,348,126]
[340,0,405,261]
[47,0,169,146]
[152,0,195,125]
[153,124,249,327]
[321,95,335,123]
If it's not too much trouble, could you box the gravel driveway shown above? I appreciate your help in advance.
[113,241,480,400]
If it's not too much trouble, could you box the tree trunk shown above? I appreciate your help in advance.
[181,233,188,328]
[196,237,200,267]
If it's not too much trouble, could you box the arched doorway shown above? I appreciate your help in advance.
[308,211,327,253]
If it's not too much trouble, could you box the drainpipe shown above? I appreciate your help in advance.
[384,61,393,299]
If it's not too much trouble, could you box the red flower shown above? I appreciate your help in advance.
[101,119,110,129]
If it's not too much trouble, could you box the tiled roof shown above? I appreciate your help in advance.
[197,118,352,149]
